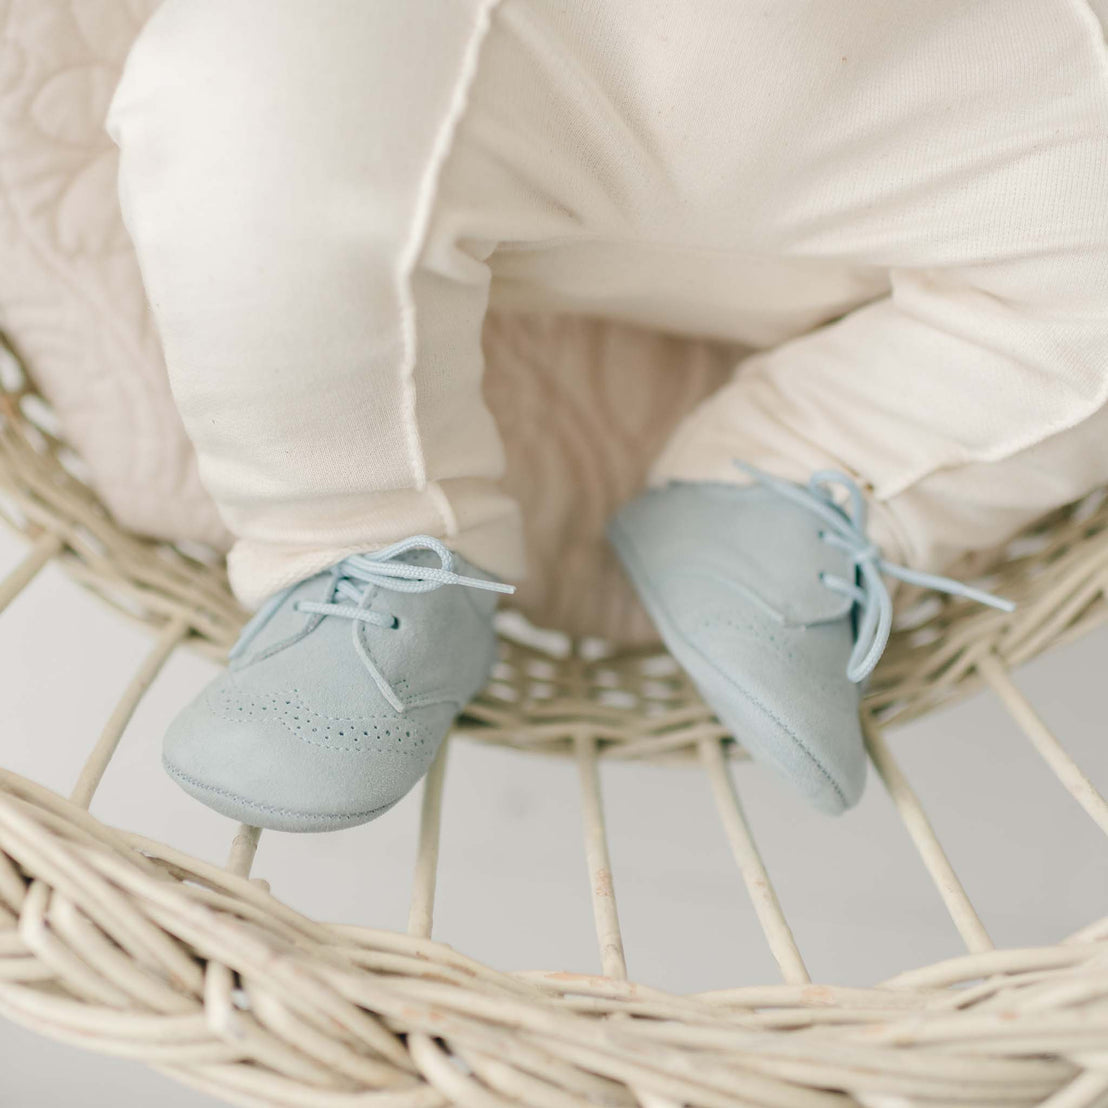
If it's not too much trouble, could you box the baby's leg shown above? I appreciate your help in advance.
[107,0,523,609]
[650,328,1108,577]
[650,3,1108,574]
[107,0,536,830]
[616,0,1108,814]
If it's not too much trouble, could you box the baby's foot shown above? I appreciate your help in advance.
[608,465,1011,815]
[164,537,512,832]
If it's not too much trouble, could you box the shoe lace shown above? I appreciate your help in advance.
[233,535,514,713]
[734,462,1015,684]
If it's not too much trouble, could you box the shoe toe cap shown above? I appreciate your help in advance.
[163,679,454,831]
[712,673,867,816]
[643,582,867,815]
[693,620,867,816]
[762,700,867,817]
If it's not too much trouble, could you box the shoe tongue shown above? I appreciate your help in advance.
[624,483,857,626]
[724,487,858,625]
[389,548,445,570]
[230,570,337,664]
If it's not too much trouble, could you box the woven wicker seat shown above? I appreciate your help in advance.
[2,326,1108,1108]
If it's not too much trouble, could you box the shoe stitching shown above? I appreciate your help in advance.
[683,639,848,808]
[165,761,397,823]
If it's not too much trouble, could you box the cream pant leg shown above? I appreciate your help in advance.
[107,0,525,607]
[644,1,1108,572]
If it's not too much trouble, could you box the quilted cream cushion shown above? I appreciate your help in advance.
[0,0,735,644]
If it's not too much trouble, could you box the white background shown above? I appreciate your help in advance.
[1,524,1106,1106]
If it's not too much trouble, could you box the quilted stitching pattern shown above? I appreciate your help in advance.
[0,0,230,548]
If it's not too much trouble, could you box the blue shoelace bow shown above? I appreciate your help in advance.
[230,535,514,712]
[735,462,1015,683]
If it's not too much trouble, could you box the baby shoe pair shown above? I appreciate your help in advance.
[164,468,1011,829]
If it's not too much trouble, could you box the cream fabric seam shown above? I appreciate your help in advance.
[427,482,460,538]
[1075,0,1108,50]
[393,0,503,525]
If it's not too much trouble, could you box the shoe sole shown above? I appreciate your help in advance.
[164,759,403,832]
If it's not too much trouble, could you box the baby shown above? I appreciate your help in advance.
[107,0,1108,828]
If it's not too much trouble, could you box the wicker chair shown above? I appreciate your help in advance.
[1,325,1108,1108]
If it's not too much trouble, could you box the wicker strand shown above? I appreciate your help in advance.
[977,652,1108,836]
[0,529,62,615]
[70,615,190,810]
[227,826,262,879]
[574,733,628,981]
[1039,1071,1108,1108]
[408,739,450,940]
[862,714,993,954]
[698,738,809,984]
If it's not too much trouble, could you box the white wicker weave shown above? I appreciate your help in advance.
[2,327,1108,1108]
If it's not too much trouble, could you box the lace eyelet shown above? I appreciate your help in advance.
[390,616,401,630]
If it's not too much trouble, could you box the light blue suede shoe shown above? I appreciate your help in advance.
[164,536,513,832]
[609,465,1013,815]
